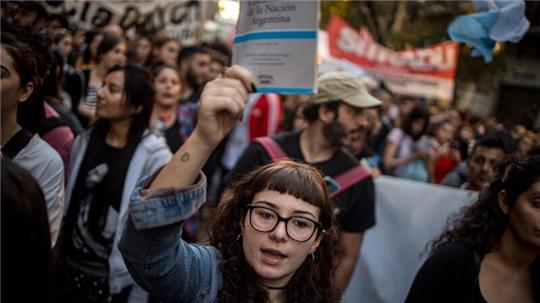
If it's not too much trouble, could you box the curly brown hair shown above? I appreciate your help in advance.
[431,155,540,255]
[210,160,340,303]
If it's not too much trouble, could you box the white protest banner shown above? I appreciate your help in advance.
[327,16,458,102]
[343,176,477,303]
[233,1,319,94]
[47,1,202,44]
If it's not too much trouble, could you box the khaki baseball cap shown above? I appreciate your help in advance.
[314,71,382,108]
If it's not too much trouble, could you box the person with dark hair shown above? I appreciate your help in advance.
[178,46,211,98]
[11,0,49,29]
[1,36,65,247]
[2,23,77,170]
[442,130,516,191]
[150,64,183,152]
[119,65,340,302]
[418,118,457,183]
[369,86,396,153]
[1,159,55,303]
[203,41,232,82]
[382,105,431,181]
[67,24,86,66]
[76,30,102,70]
[77,33,127,126]
[58,64,172,303]
[516,131,536,160]
[177,46,212,140]
[228,71,381,294]
[406,155,540,303]
[130,34,152,67]
[151,36,181,67]
[39,48,77,169]
[53,29,74,59]
[280,98,309,132]
[50,33,86,136]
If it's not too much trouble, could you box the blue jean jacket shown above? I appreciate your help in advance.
[119,172,223,303]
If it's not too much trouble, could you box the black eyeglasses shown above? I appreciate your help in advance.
[246,204,324,242]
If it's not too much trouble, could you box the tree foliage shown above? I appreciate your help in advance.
[320,1,507,86]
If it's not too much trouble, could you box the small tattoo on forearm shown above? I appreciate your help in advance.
[180,152,190,161]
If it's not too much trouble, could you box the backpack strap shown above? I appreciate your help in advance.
[253,137,288,161]
[1,129,33,160]
[254,137,371,197]
[331,166,371,197]
[40,116,69,136]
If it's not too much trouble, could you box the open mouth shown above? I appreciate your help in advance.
[260,248,287,265]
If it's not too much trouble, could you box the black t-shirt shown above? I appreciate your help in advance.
[407,240,540,303]
[66,132,134,265]
[405,240,486,303]
[164,119,183,153]
[229,131,376,233]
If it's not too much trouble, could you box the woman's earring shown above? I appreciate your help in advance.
[236,232,242,241]
[310,251,315,261]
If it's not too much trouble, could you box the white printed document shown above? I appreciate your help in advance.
[233,1,319,94]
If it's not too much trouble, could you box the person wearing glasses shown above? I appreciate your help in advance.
[228,71,382,293]
[119,66,340,303]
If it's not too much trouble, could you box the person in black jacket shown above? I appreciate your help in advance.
[406,155,540,303]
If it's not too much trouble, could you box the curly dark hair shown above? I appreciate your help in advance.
[431,155,540,256]
[210,160,340,303]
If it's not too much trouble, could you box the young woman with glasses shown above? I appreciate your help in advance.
[120,66,340,303]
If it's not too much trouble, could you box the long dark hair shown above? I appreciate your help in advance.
[94,64,155,142]
[1,159,54,303]
[402,106,429,141]
[211,160,340,303]
[86,64,154,235]
[81,30,100,65]
[96,33,125,64]
[431,155,540,255]
[151,36,180,65]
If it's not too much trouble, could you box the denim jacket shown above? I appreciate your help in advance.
[119,172,224,303]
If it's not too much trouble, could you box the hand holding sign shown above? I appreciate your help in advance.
[232,1,319,94]
[192,65,254,149]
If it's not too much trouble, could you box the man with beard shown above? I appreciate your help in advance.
[177,46,211,140]
[228,71,382,294]
[9,1,49,30]
[442,131,515,191]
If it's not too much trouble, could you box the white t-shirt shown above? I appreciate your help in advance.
[13,134,65,246]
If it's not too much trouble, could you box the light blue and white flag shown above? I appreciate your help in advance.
[447,0,529,62]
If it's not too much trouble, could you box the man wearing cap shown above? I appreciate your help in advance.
[227,71,382,294]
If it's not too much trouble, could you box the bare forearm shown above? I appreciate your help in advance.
[150,65,253,190]
[150,133,214,189]
[384,155,415,171]
[383,143,416,171]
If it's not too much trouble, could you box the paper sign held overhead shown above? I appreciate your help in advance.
[233,1,319,94]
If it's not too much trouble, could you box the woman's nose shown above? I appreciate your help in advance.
[269,221,288,242]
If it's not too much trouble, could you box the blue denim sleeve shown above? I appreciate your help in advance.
[119,172,222,303]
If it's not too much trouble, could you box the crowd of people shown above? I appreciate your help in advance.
[1,1,539,303]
